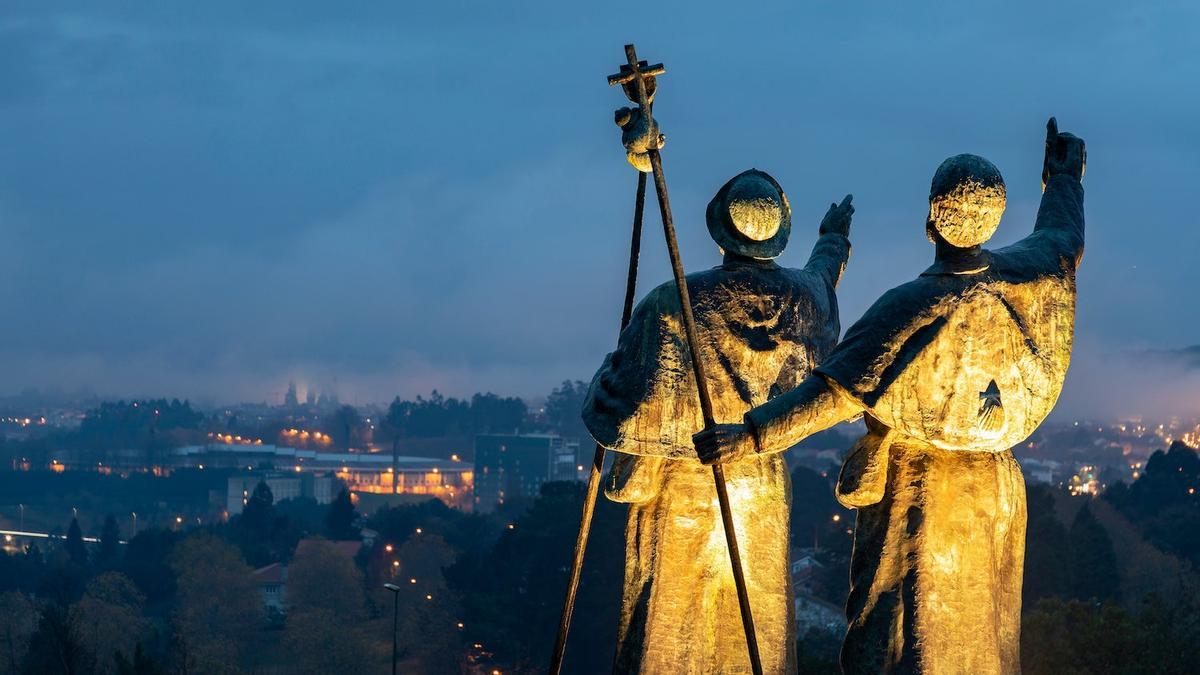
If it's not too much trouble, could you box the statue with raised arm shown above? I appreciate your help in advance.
[695,119,1086,674]
[583,164,854,674]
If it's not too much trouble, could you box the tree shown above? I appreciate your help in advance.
[1023,483,1073,604]
[20,602,93,674]
[168,533,263,674]
[65,518,87,566]
[447,482,624,673]
[325,490,360,541]
[469,393,527,434]
[326,405,362,451]
[1021,593,1200,675]
[391,534,464,674]
[282,540,376,674]
[544,381,588,439]
[121,530,178,606]
[112,643,164,675]
[235,481,283,566]
[97,516,121,570]
[1069,502,1121,602]
[70,572,147,675]
[0,591,36,675]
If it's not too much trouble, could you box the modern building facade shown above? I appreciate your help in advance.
[473,434,582,512]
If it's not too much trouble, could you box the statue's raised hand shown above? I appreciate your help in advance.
[614,106,665,173]
[819,194,854,237]
[1042,117,1086,187]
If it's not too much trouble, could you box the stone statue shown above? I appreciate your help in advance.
[695,118,1087,674]
[583,168,854,674]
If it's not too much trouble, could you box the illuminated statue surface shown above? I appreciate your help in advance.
[583,169,853,674]
[695,120,1086,674]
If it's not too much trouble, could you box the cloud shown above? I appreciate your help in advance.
[0,3,1197,412]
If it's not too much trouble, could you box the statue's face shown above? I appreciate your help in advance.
[927,154,1006,248]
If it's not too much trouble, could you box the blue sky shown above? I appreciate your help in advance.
[1,3,1197,418]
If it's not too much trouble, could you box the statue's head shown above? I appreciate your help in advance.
[927,154,1006,248]
[706,169,791,259]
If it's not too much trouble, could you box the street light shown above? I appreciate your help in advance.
[383,583,401,675]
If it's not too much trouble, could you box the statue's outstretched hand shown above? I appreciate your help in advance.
[614,106,664,173]
[1042,116,1086,186]
[693,423,757,465]
[819,194,854,237]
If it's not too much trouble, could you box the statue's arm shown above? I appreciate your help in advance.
[582,290,697,458]
[804,195,854,288]
[745,375,864,455]
[1027,118,1086,265]
[1029,174,1085,264]
[803,232,852,290]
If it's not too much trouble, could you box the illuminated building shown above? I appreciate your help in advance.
[226,471,336,515]
[473,434,582,513]
[179,443,472,510]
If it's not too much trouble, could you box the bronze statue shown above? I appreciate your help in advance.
[695,119,1087,674]
[584,163,854,672]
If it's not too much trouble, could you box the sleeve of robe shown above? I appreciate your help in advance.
[766,232,851,398]
[582,282,702,459]
[992,173,1085,276]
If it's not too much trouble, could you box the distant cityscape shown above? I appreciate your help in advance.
[1,381,1198,673]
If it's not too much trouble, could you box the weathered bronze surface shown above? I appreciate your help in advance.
[584,169,853,674]
[699,119,1087,674]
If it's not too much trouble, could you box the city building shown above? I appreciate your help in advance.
[226,471,337,515]
[795,593,846,636]
[254,563,287,613]
[473,434,582,513]
[790,550,824,597]
[178,442,472,510]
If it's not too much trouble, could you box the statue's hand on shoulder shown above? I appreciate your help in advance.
[614,106,664,173]
[819,194,854,237]
[1042,116,1086,186]
[693,423,758,465]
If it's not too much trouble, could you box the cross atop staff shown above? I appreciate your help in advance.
[607,57,665,105]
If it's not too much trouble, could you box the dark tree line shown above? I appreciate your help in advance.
[379,391,528,440]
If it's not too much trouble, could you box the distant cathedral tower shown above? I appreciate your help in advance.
[284,381,299,408]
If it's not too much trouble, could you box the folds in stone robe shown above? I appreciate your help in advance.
[583,232,849,675]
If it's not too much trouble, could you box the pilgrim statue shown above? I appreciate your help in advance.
[694,118,1086,674]
[583,166,854,673]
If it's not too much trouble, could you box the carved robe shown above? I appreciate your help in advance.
[750,174,1084,674]
[583,232,849,675]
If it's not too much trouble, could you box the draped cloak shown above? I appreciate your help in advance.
[749,175,1085,674]
[583,232,850,674]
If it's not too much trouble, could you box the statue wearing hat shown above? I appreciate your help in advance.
[583,167,854,674]
[695,120,1087,674]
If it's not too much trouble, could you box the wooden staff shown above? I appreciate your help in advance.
[606,44,764,675]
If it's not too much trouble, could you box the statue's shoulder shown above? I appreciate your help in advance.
[816,275,957,401]
[988,231,1080,283]
[856,275,948,325]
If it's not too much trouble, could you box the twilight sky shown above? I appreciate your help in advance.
[1,2,1197,419]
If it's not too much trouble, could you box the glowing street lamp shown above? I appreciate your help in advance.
[383,583,401,675]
